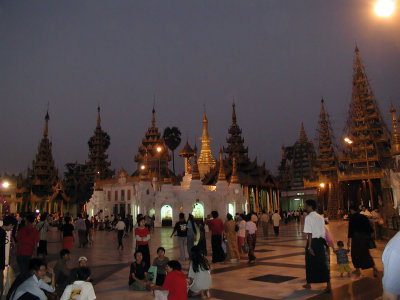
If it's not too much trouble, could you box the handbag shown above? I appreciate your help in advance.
[147,266,157,284]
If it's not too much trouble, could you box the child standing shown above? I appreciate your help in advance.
[333,241,351,277]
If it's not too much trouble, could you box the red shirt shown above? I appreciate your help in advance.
[162,270,187,300]
[205,218,224,235]
[16,225,40,256]
[135,227,150,245]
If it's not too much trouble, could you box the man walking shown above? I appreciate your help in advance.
[116,216,126,250]
[303,199,331,293]
[171,213,187,261]
[205,211,225,263]
[271,210,281,236]
[16,213,40,274]
[36,213,49,259]
[260,210,269,238]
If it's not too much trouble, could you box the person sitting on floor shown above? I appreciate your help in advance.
[152,247,169,286]
[9,258,55,300]
[129,250,149,291]
[188,246,211,299]
[150,260,187,300]
[54,249,71,296]
[61,267,96,300]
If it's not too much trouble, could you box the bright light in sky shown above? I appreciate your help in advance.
[374,0,396,18]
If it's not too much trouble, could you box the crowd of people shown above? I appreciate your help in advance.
[0,201,398,299]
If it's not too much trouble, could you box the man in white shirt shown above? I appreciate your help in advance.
[303,199,330,293]
[116,217,126,250]
[11,258,55,300]
[271,211,281,236]
[61,267,96,300]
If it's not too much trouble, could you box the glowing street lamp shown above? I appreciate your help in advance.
[320,183,325,188]
[1,181,9,188]
[140,165,145,170]
[156,146,162,153]
[156,146,163,183]
[344,137,353,145]
[374,0,396,18]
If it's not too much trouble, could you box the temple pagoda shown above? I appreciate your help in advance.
[133,107,171,180]
[197,111,216,179]
[338,46,392,209]
[203,103,279,213]
[86,106,114,180]
[279,123,318,211]
[178,140,195,175]
[26,111,59,212]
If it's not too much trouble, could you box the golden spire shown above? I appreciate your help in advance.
[192,143,200,180]
[299,122,308,142]
[198,109,216,178]
[217,149,226,181]
[97,105,101,128]
[44,110,49,137]
[390,104,400,156]
[320,98,326,121]
[230,155,240,184]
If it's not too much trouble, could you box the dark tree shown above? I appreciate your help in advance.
[163,127,182,174]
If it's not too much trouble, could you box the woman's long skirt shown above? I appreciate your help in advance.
[351,232,375,269]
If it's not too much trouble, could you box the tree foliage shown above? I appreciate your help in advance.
[163,127,182,174]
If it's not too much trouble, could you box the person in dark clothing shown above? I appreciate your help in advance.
[129,251,149,291]
[171,213,187,261]
[348,205,378,277]
[0,216,16,297]
[205,211,225,263]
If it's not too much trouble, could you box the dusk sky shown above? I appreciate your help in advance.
[1,0,399,176]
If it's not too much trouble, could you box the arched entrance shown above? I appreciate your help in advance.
[192,202,204,221]
[161,205,173,227]
[149,208,155,218]
[228,203,235,216]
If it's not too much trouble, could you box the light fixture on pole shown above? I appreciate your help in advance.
[374,0,396,18]
[156,146,163,183]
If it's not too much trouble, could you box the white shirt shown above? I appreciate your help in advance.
[188,262,211,293]
[271,213,281,227]
[116,220,126,231]
[303,211,326,239]
[11,275,54,300]
[382,232,400,295]
[238,220,246,237]
[61,280,96,300]
[245,221,257,234]
[360,210,372,218]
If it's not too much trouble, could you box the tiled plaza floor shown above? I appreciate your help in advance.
[7,220,386,299]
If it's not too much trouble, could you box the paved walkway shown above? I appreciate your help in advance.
[7,220,386,299]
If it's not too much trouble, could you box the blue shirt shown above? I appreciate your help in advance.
[11,275,54,300]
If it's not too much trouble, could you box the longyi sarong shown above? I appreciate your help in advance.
[305,238,330,283]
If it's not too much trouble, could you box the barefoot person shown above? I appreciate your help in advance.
[303,199,331,293]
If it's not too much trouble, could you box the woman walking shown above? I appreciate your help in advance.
[135,217,151,268]
[61,217,74,251]
[348,205,378,277]
[224,214,240,262]
[237,214,246,258]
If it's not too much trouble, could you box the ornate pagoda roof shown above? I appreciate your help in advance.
[178,140,195,157]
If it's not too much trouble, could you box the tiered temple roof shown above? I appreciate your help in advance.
[133,107,171,179]
[390,105,400,157]
[203,104,276,188]
[27,111,59,199]
[280,123,317,188]
[339,46,391,179]
[315,99,337,177]
[86,106,114,180]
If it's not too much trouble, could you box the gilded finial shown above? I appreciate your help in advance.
[218,148,226,181]
[97,105,101,128]
[232,100,237,125]
[44,110,50,137]
[230,155,240,184]
[151,106,156,127]
[191,146,200,180]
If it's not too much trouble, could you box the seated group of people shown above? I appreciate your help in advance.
[7,253,95,300]
[129,245,211,299]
